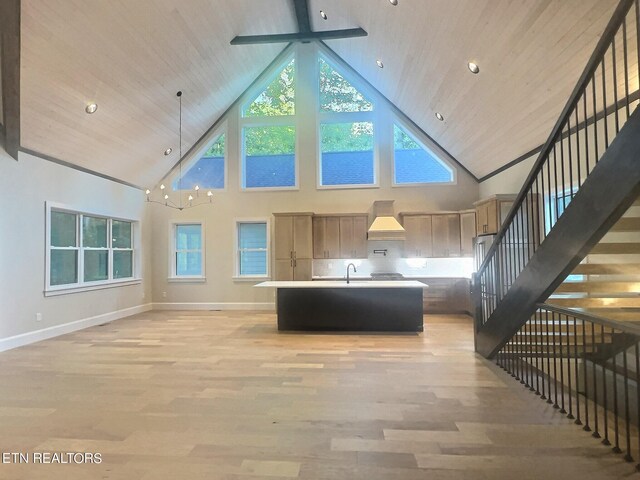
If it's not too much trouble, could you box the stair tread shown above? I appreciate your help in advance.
[611,217,640,232]
[555,281,640,293]
[590,242,640,254]
[572,263,640,274]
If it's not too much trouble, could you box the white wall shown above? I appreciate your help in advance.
[0,149,152,345]
[149,43,480,308]
[479,154,536,198]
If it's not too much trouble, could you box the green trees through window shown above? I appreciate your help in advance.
[244,59,295,117]
[319,58,373,113]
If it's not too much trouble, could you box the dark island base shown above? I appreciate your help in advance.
[277,287,424,332]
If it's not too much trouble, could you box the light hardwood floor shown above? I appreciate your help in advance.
[0,311,633,479]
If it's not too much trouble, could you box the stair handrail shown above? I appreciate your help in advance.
[477,0,637,276]
[537,303,640,337]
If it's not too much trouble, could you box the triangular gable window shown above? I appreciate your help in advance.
[243,58,295,117]
[319,57,373,113]
[173,134,225,190]
[393,124,453,184]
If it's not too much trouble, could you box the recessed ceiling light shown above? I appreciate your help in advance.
[320,10,328,20]
[435,112,444,121]
[164,148,173,156]
[468,62,480,74]
[389,0,398,5]
[376,59,384,68]
[85,103,98,114]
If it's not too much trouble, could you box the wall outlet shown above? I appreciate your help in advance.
[162,291,167,298]
[35,313,42,322]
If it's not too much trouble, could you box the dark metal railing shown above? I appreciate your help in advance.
[476,0,640,327]
[497,304,640,469]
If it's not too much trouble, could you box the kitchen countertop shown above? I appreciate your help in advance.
[311,275,470,281]
[255,281,427,289]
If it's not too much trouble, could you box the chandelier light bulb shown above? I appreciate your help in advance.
[207,191,213,197]
[164,194,169,200]
[188,195,194,201]
[145,189,151,195]
[160,184,165,190]
[194,185,200,191]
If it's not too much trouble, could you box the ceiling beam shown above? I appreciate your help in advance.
[230,28,367,45]
[0,0,20,160]
[292,0,311,33]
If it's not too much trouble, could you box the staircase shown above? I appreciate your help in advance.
[472,0,640,468]
[548,198,640,323]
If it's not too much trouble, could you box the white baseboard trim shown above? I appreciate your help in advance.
[0,303,153,353]
[152,302,275,311]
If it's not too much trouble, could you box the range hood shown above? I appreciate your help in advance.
[367,200,405,241]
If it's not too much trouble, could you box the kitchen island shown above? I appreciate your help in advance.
[255,281,425,332]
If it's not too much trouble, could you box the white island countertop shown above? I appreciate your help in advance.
[255,281,427,289]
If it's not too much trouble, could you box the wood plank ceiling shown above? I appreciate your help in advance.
[311,0,623,178]
[19,0,626,184]
[20,0,294,187]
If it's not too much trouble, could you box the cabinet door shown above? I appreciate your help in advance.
[476,203,488,236]
[446,214,461,257]
[325,217,341,258]
[293,215,313,259]
[293,258,312,281]
[460,212,476,257]
[274,259,293,280]
[403,215,432,257]
[339,217,354,258]
[486,199,499,234]
[431,215,449,257]
[274,216,293,260]
[312,217,326,259]
[352,216,368,258]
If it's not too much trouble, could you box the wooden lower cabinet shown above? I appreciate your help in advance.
[414,278,472,314]
[274,258,313,281]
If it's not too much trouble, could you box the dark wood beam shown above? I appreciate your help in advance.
[292,0,311,33]
[230,28,367,45]
[0,0,20,160]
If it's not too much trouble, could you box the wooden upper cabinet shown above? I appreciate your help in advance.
[474,195,516,236]
[274,215,294,260]
[352,216,368,258]
[459,211,477,257]
[402,215,433,258]
[432,214,461,257]
[339,215,368,259]
[312,214,368,259]
[292,215,312,259]
[313,216,340,259]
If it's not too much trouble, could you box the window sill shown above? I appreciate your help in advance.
[44,278,142,297]
[391,181,457,187]
[233,276,271,282]
[167,276,207,283]
[317,183,379,190]
[241,186,299,192]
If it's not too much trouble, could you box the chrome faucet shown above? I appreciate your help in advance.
[346,263,357,284]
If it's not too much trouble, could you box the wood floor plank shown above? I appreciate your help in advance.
[0,311,632,479]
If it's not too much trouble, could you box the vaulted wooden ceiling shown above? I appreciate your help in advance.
[19,0,623,185]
